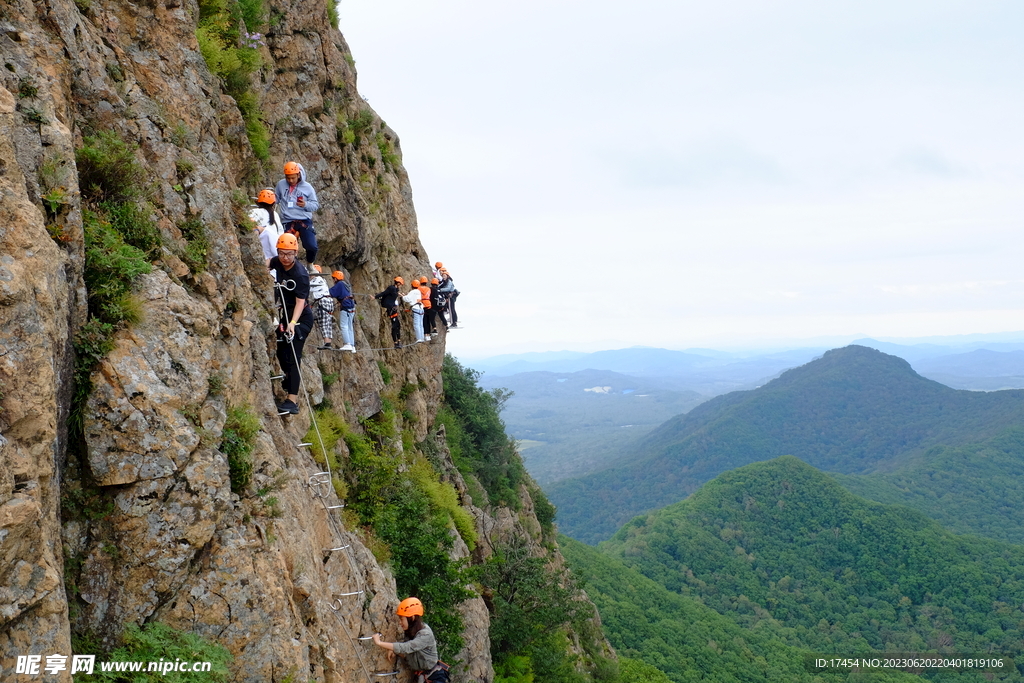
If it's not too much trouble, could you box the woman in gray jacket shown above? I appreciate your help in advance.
[373,597,449,682]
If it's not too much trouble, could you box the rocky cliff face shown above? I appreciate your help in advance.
[0,0,610,680]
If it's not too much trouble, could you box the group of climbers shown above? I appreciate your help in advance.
[253,162,461,414]
[254,164,452,679]
[373,265,458,348]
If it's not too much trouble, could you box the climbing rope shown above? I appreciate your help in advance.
[272,279,395,683]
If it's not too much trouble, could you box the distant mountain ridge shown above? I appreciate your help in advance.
[548,345,1024,543]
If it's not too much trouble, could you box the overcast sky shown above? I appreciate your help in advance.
[338,0,1024,358]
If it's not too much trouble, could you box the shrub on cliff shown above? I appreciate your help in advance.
[440,354,525,508]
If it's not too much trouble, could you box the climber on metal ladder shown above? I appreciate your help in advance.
[372,598,451,683]
[270,233,313,415]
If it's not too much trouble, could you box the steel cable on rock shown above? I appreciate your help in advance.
[272,279,390,683]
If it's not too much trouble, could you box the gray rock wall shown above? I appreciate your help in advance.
[0,0,611,680]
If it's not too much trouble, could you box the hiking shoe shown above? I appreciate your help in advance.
[317,343,333,350]
[277,399,299,415]
[394,342,402,349]
[339,344,355,352]
[425,334,431,342]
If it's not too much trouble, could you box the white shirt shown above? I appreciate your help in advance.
[249,206,283,261]
[402,288,423,310]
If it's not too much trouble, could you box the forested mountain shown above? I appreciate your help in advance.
[549,345,1024,543]
[835,428,1024,544]
[580,457,1024,680]
[561,536,920,683]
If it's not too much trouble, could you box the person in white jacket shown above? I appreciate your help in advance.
[402,279,425,343]
[249,189,283,266]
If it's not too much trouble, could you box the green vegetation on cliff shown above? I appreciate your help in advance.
[439,354,525,509]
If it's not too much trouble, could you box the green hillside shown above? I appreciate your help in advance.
[835,428,1024,545]
[549,345,1024,543]
[561,536,920,683]
[595,457,1024,679]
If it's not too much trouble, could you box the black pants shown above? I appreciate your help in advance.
[285,219,318,264]
[448,291,459,325]
[387,307,401,343]
[277,317,312,395]
[425,307,436,334]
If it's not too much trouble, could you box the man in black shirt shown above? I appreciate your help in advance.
[270,233,314,414]
[375,276,404,349]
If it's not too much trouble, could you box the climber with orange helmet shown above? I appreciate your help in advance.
[327,270,356,352]
[274,161,321,266]
[437,269,458,328]
[418,278,434,342]
[250,188,283,266]
[402,279,425,343]
[428,278,442,336]
[269,232,313,415]
[375,276,404,349]
[372,598,449,683]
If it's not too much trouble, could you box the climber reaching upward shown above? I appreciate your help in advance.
[270,233,313,415]
[372,598,450,683]
[275,161,320,267]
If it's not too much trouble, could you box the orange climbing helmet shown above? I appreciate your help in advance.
[332,270,345,281]
[257,189,276,204]
[311,264,322,273]
[431,278,439,285]
[434,261,443,268]
[393,276,405,286]
[283,161,301,175]
[411,279,420,288]
[397,597,424,617]
[277,233,298,251]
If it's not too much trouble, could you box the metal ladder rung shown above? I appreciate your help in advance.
[357,636,373,641]
[297,442,313,447]
[375,673,400,677]
[327,504,345,509]
[270,375,284,380]
[327,545,350,551]
[337,590,363,596]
